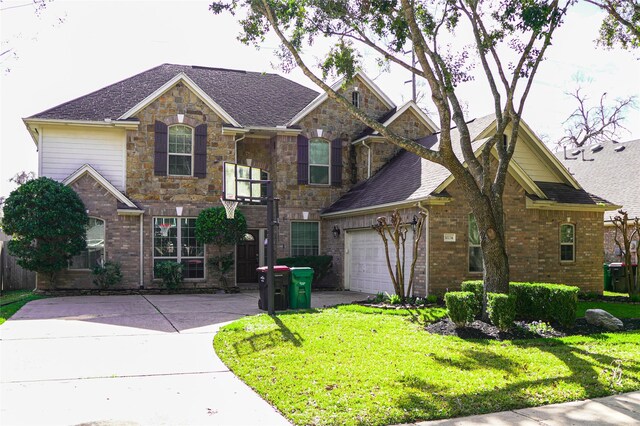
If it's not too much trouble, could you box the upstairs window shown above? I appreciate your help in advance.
[168,125,193,176]
[560,224,575,262]
[352,90,360,108]
[309,138,330,184]
[468,214,483,273]
[70,217,105,270]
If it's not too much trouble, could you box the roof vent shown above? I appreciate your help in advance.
[571,149,581,156]
[614,145,626,152]
[590,144,603,153]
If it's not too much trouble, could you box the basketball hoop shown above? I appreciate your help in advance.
[221,197,239,219]
[158,223,173,237]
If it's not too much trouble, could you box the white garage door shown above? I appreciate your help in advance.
[346,229,414,295]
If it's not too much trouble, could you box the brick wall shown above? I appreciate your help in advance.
[37,174,141,290]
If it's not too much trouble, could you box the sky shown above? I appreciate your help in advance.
[1,0,639,198]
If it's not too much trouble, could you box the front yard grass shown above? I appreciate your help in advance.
[214,305,640,426]
[0,289,45,325]
[577,301,639,319]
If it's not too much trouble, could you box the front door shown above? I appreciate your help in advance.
[237,229,259,283]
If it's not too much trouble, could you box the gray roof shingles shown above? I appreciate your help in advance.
[29,64,320,127]
[556,139,640,219]
[324,115,494,214]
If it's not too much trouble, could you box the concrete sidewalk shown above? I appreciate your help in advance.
[0,290,368,426]
[407,391,640,425]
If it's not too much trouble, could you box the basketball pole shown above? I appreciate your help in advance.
[266,181,275,316]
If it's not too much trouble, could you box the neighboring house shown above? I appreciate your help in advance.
[557,139,639,263]
[23,63,615,294]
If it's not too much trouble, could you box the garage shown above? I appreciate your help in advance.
[345,228,415,295]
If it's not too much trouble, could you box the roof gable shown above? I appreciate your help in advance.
[62,164,140,211]
[27,64,319,127]
[287,72,396,126]
[352,101,438,143]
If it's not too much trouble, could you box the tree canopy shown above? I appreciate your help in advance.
[587,0,640,50]
[1,177,88,284]
[212,0,572,297]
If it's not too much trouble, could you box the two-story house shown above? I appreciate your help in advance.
[23,63,615,294]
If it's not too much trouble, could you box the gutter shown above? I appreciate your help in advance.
[321,195,451,219]
[525,198,621,212]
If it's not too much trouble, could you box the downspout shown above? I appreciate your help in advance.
[417,201,429,296]
[139,213,144,288]
[362,141,372,179]
[234,134,246,164]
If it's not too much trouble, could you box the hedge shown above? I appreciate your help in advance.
[444,291,478,327]
[276,255,333,287]
[486,292,516,331]
[461,280,483,317]
[460,280,579,327]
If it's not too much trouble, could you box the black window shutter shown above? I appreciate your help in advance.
[297,134,309,185]
[154,121,168,176]
[194,124,207,178]
[331,138,342,187]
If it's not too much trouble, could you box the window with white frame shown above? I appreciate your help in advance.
[560,223,575,262]
[153,217,205,279]
[468,214,483,273]
[352,90,360,108]
[168,125,193,176]
[291,222,319,256]
[70,217,105,269]
[309,138,330,184]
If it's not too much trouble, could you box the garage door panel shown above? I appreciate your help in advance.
[347,229,413,295]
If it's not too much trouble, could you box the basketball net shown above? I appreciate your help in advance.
[159,223,173,237]
[220,197,239,219]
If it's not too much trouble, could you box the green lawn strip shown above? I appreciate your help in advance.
[0,290,46,325]
[603,291,628,298]
[577,301,640,319]
[214,308,640,426]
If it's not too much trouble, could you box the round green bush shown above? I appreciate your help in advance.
[1,177,88,282]
[195,207,248,248]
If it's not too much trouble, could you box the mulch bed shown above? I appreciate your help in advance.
[426,317,640,341]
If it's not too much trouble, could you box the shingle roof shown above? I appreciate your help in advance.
[323,115,494,214]
[28,64,320,127]
[531,182,612,206]
[556,140,639,219]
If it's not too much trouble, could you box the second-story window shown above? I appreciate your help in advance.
[168,125,193,176]
[309,138,330,184]
[352,90,360,108]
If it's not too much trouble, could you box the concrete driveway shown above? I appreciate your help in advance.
[0,291,369,426]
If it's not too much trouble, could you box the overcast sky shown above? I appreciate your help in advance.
[1,0,639,198]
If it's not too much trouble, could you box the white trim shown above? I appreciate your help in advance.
[37,127,43,177]
[351,135,385,145]
[62,164,138,209]
[118,72,241,127]
[321,196,452,219]
[117,209,144,216]
[288,72,396,126]
[375,101,439,134]
[525,198,619,211]
[167,124,195,177]
[139,214,144,287]
[221,126,250,136]
[24,118,140,129]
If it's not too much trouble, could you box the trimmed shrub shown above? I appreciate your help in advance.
[277,255,333,287]
[92,261,123,289]
[154,261,183,291]
[510,282,578,327]
[486,293,516,331]
[461,280,483,316]
[444,291,478,327]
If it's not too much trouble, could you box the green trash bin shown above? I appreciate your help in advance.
[603,263,612,292]
[289,267,314,309]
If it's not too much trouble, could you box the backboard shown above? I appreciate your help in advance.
[223,162,267,202]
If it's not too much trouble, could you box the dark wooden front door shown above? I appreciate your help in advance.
[237,230,259,283]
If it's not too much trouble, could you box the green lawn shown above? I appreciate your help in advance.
[577,301,639,319]
[215,305,640,426]
[0,289,45,326]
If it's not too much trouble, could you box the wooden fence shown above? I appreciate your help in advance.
[0,238,36,291]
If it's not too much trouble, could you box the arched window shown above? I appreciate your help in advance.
[309,138,330,184]
[70,217,105,270]
[560,224,575,262]
[168,125,193,176]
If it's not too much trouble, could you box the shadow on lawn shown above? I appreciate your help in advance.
[394,336,640,422]
[231,313,308,356]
